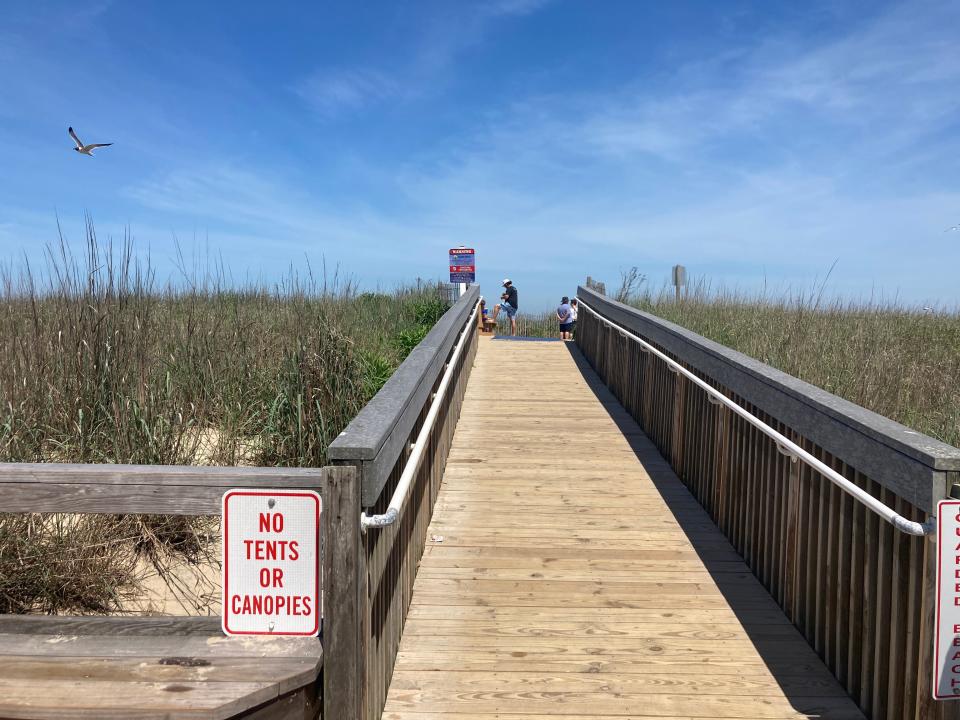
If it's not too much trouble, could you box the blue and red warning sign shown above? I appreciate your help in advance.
[449,248,475,284]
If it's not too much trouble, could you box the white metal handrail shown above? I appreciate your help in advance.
[576,297,935,536]
[360,300,481,531]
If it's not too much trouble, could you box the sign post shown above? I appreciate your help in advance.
[449,247,476,298]
[672,264,686,303]
[222,489,321,637]
[934,499,960,699]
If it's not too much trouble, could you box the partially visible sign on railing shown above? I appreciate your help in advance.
[222,489,321,637]
[935,500,960,699]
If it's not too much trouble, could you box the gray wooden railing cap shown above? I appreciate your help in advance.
[328,285,479,504]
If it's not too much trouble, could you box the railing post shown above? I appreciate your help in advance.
[670,371,687,476]
[322,464,368,720]
[712,402,729,531]
[784,440,802,623]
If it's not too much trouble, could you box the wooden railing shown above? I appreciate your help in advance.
[576,285,960,720]
[325,285,479,720]
[0,464,327,515]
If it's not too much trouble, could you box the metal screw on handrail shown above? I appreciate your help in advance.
[775,442,799,463]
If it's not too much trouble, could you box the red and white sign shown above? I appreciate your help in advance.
[222,489,321,637]
[935,500,960,699]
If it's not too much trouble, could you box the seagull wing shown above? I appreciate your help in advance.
[68,127,83,148]
[86,143,113,149]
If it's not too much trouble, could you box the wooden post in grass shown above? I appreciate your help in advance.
[672,264,686,303]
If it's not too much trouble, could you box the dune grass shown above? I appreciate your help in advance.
[492,311,562,339]
[0,224,451,613]
[626,281,960,450]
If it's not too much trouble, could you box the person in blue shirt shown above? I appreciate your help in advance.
[557,296,574,340]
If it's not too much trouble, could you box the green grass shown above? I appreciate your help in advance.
[0,236,450,467]
[0,226,451,613]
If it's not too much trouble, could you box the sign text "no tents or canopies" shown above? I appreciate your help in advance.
[222,490,321,637]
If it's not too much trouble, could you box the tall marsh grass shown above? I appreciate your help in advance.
[0,223,451,613]
[628,281,960,449]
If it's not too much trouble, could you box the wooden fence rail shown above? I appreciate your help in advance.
[576,285,960,720]
[0,464,326,514]
[326,285,480,720]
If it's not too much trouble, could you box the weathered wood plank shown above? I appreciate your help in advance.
[0,466,325,514]
[0,464,324,485]
[0,633,322,660]
[384,688,865,719]
[388,669,850,696]
[0,678,276,720]
[0,615,222,636]
[0,655,317,695]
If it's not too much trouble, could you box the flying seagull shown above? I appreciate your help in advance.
[68,127,112,156]
[946,223,960,232]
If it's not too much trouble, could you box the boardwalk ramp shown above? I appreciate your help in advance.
[383,335,864,719]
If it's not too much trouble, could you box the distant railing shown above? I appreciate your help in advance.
[325,285,480,720]
[576,285,960,720]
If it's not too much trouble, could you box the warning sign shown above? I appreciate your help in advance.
[222,489,321,637]
[935,500,960,699]
[449,247,476,284]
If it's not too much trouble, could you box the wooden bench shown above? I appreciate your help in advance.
[0,616,322,720]
[477,310,496,334]
[0,464,328,720]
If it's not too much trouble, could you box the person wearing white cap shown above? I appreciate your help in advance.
[491,278,518,335]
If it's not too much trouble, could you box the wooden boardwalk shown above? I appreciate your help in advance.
[382,335,865,719]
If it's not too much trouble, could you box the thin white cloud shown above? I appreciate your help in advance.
[483,0,553,18]
[293,0,554,117]
[551,0,960,165]
[124,163,411,257]
[293,68,400,116]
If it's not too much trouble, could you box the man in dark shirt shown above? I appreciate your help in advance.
[492,278,518,335]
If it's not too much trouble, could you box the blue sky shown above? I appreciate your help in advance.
[1,0,959,310]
